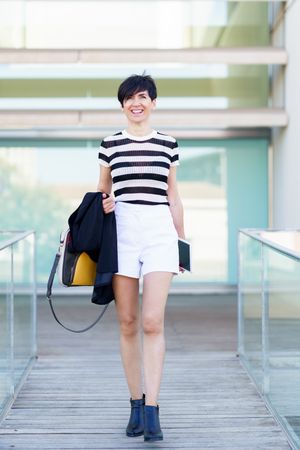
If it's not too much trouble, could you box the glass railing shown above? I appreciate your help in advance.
[0,231,36,423]
[238,229,300,450]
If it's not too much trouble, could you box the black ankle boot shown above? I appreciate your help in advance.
[126,394,145,437]
[144,405,163,442]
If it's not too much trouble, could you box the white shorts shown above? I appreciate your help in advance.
[115,202,179,279]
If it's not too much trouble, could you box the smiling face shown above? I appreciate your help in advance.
[122,90,156,125]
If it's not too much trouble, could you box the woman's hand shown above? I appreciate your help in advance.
[102,193,115,214]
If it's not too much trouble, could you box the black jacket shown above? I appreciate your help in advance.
[68,192,118,305]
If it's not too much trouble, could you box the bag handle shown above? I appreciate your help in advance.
[46,252,109,333]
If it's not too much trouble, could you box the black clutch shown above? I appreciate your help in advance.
[178,238,191,272]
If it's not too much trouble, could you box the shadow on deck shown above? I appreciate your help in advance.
[0,293,291,449]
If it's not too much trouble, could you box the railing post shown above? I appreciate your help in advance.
[261,243,270,395]
[237,231,244,358]
[31,232,37,358]
[8,244,14,396]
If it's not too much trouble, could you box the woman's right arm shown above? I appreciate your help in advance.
[97,166,115,214]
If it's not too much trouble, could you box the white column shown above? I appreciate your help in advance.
[273,1,300,227]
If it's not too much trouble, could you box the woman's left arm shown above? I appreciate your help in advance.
[167,166,185,239]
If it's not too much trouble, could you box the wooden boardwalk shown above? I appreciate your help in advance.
[0,293,291,449]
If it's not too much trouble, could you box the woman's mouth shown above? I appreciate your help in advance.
[130,109,144,115]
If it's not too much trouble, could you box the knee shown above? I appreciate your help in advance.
[142,315,163,335]
[119,315,139,337]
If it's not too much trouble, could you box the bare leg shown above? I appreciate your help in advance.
[113,274,143,400]
[142,271,173,406]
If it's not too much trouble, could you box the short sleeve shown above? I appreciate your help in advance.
[98,140,110,167]
[170,140,179,166]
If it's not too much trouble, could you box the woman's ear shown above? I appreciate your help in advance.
[152,99,157,109]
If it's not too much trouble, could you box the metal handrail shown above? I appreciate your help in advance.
[239,228,300,262]
[0,230,35,251]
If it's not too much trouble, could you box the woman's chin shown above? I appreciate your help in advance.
[128,117,146,124]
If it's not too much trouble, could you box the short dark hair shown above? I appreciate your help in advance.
[117,74,157,106]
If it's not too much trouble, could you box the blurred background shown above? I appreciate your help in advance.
[0,0,293,288]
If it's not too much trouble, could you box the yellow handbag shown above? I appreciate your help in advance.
[71,252,97,286]
[57,228,97,286]
[46,228,108,333]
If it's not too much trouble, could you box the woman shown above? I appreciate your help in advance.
[97,74,185,442]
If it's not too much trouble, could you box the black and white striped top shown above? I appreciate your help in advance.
[98,129,179,205]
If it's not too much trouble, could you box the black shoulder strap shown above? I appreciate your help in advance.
[46,252,108,333]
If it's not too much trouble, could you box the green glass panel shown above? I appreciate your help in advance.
[178,139,268,284]
[0,138,268,284]
[0,66,269,108]
[0,1,269,49]
[226,139,269,283]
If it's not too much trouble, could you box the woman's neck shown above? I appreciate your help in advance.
[126,122,152,137]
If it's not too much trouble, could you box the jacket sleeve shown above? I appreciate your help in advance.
[68,192,104,254]
[97,208,118,274]
[68,191,118,274]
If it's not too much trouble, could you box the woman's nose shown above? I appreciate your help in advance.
[131,96,141,105]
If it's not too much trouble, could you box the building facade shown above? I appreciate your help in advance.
[0,1,291,285]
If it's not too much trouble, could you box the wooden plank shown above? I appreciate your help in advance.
[0,434,291,450]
